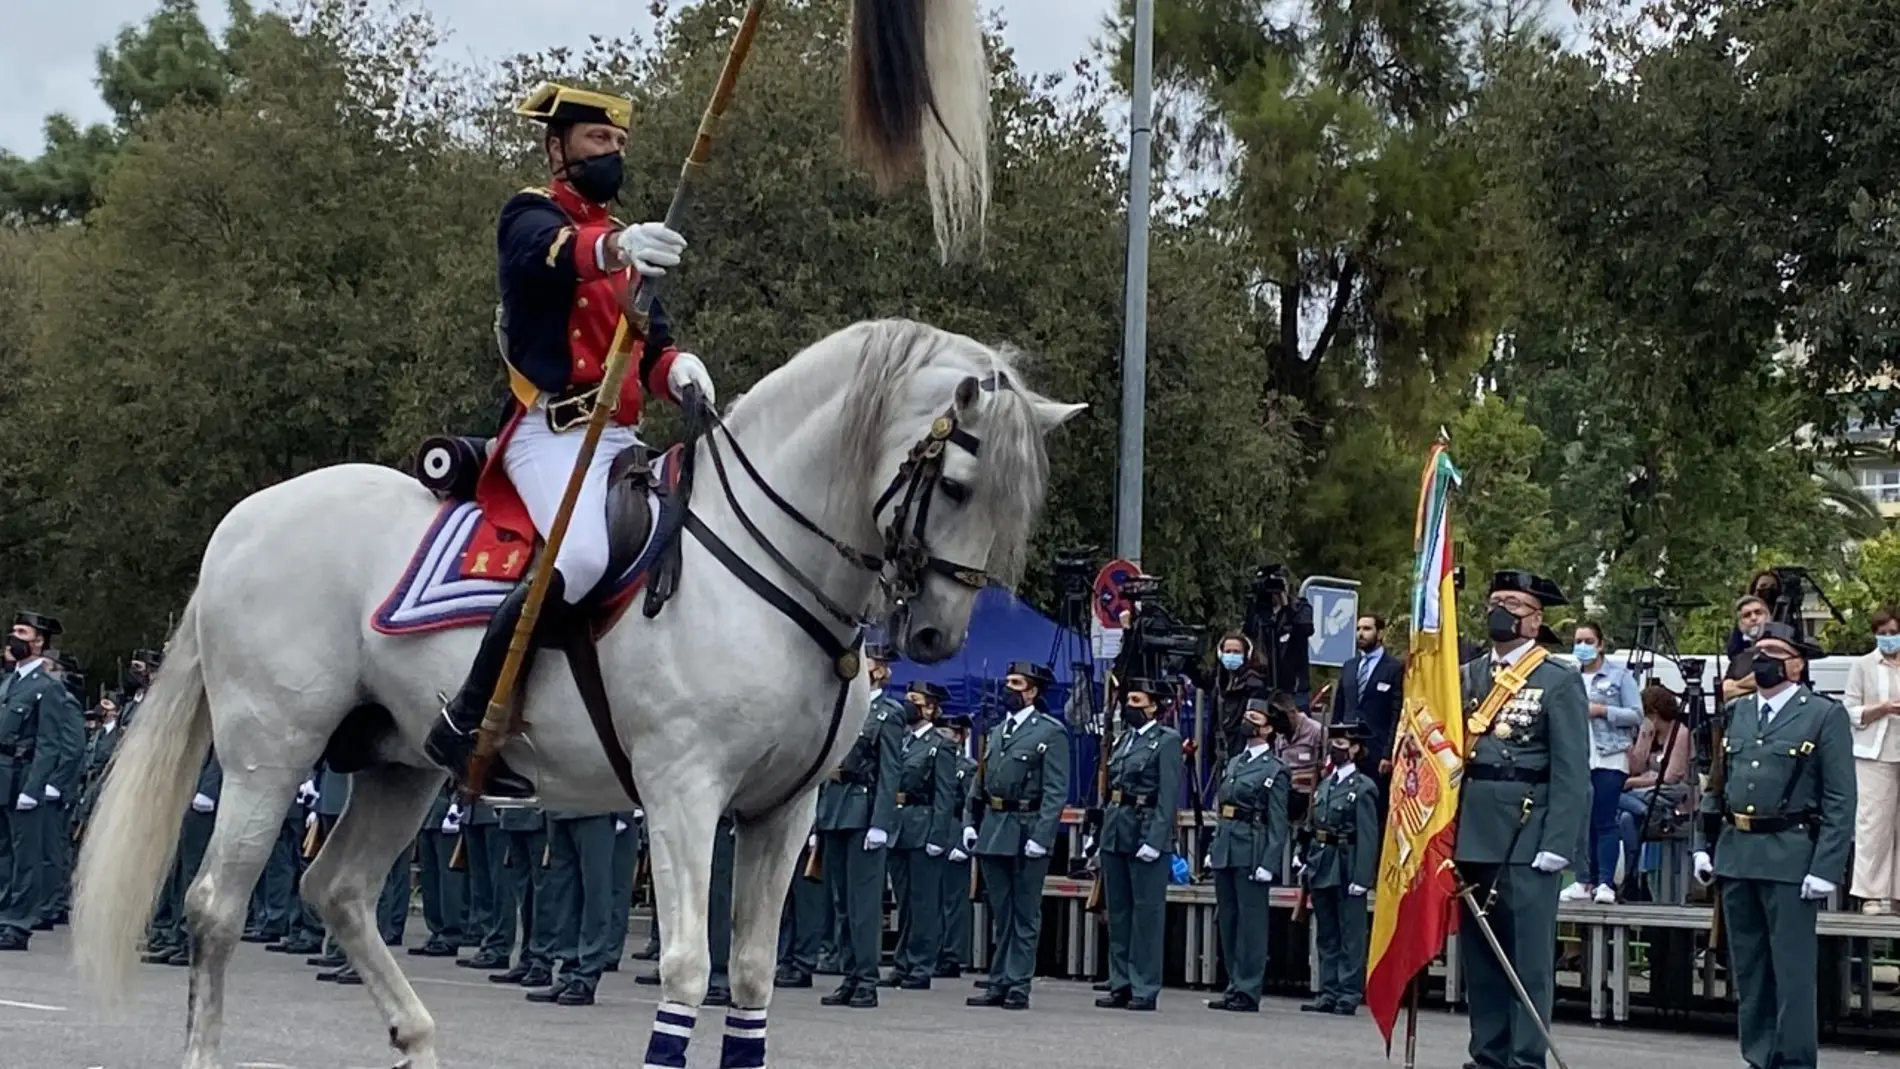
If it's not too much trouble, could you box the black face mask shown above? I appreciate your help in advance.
[1329,743,1353,763]
[1753,656,1789,691]
[1487,605,1524,644]
[1120,703,1149,730]
[905,700,928,724]
[1003,689,1029,713]
[3,636,28,664]
[563,150,624,205]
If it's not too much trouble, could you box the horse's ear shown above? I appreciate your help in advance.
[954,375,981,411]
[1032,399,1087,432]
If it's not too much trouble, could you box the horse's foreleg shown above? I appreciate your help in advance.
[302,766,441,1069]
[720,790,819,1069]
[180,766,302,1069]
[640,792,722,1069]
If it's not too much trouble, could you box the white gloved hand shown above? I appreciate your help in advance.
[306,811,319,830]
[296,779,318,806]
[1203,853,1213,870]
[1250,866,1273,884]
[1800,874,1837,900]
[1135,844,1160,863]
[441,811,462,834]
[1348,883,1368,897]
[1024,839,1048,859]
[949,848,968,863]
[1081,834,1097,855]
[1691,851,1714,885]
[612,221,685,278]
[191,792,215,814]
[43,784,59,801]
[1530,851,1568,874]
[808,833,819,850]
[667,351,715,408]
[15,793,37,811]
[926,844,944,857]
[1292,852,1308,875]
[962,826,977,850]
[864,827,889,851]
[633,808,645,819]
[615,819,629,834]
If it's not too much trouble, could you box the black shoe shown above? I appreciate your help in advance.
[1300,999,1338,1014]
[0,929,27,952]
[316,966,350,983]
[1095,989,1130,1009]
[897,977,930,991]
[934,963,962,979]
[634,969,661,986]
[308,953,345,968]
[518,965,554,988]
[1001,990,1029,1011]
[556,980,596,1006]
[1091,981,1112,992]
[1329,1003,1358,1016]
[332,965,363,986]
[632,943,660,961]
[424,576,563,801]
[140,949,174,965]
[163,947,191,967]
[525,983,563,1004]
[775,967,813,988]
[1207,994,1258,1012]
[30,919,53,932]
[966,988,1005,1008]
[877,971,902,988]
[273,937,320,955]
[241,931,278,944]
[821,983,857,1007]
[847,987,877,1009]
[490,964,532,984]
[460,953,508,970]
[1126,997,1157,1011]
[972,979,991,989]
[705,986,731,1007]
[409,939,457,957]
[602,961,619,973]
[814,956,843,976]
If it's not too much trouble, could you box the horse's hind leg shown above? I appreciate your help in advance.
[719,790,819,1069]
[181,764,304,1069]
[301,765,441,1069]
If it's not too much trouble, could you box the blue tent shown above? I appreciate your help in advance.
[885,586,1092,718]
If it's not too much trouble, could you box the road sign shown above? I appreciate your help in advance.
[1300,575,1361,668]
[1091,559,1140,661]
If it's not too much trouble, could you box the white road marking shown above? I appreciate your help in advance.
[0,997,67,1011]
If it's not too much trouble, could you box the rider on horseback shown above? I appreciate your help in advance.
[425,82,718,800]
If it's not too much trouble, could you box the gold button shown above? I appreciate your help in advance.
[578,297,589,308]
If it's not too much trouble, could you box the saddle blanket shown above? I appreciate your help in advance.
[372,456,678,636]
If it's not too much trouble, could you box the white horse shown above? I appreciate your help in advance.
[72,318,1084,1069]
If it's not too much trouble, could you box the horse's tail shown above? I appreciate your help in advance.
[72,593,212,1002]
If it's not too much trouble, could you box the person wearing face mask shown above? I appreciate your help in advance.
[963,661,1069,1011]
[935,713,977,979]
[36,655,86,931]
[427,82,718,800]
[1559,622,1641,906]
[1693,622,1853,1069]
[1093,679,1183,1012]
[1848,606,1900,914]
[1298,721,1381,1016]
[1203,698,1288,1013]
[0,611,83,952]
[815,645,908,1009]
[1454,571,1589,1069]
[883,681,956,990]
[118,648,162,730]
[1203,632,1269,765]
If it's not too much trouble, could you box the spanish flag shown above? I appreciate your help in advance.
[1366,442,1464,1047]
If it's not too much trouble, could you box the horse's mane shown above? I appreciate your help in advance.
[727,318,1050,588]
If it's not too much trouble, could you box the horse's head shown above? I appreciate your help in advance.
[838,323,1085,664]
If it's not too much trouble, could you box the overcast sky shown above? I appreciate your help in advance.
[0,0,1118,155]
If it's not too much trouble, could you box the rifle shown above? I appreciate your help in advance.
[1703,702,1730,952]
[1289,682,1336,924]
[1085,689,1112,913]
[1187,686,1207,878]
[302,816,322,860]
[802,833,824,882]
[969,729,989,903]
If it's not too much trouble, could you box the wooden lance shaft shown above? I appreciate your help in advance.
[461,0,770,800]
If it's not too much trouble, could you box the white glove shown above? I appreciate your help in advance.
[191,793,216,814]
[949,848,968,863]
[1135,844,1160,863]
[634,808,645,819]
[1348,883,1368,897]
[615,819,629,834]
[1081,834,1097,855]
[441,814,462,834]
[1800,874,1836,900]
[1292,853,1308,875]
[864,827,889,851]
[667,351,715,407]
[962,826,977,850]
[612,221,685,278]
[42,784,60,801]
[1250,866,1273,884]
[808,833,819,850]
[306,812,319,830]
[1530,851,1568,874]
[926,844,944,857]
[296,779,318,806]
[1024,839,1048,859]
[1203,853,1213,870]
[14,793,37,811]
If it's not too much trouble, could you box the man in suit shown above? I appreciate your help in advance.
[1454,570,1590,1069]
[1694,623,1855,1069]
[963,661,1070,1011]
[0,611,84,951]
[1335,615,1404,792]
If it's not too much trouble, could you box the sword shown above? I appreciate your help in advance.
[1452,877,1572,1069]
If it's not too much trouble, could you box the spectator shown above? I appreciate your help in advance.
[1723,595,1773,702]
[1846,605,1900,915]
[1616,684,1693,898]
[1560,622,1641,905]
[1199,632,1270,766]
[1269,693,1325,823]
[1335,615,1404,790]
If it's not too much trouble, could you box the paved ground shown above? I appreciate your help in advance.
[0,928,1884,1069]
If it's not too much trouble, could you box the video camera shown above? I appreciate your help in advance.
[1115,574,1204,680]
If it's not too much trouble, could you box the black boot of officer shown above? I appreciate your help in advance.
[424,573,566,799]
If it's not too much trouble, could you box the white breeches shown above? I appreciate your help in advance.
[502,402,642,604]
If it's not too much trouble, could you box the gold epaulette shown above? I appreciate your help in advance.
[517,186,553,199]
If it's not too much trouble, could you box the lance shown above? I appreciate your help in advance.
[460,0,992,802]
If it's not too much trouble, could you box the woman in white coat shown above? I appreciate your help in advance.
[1846,605,1900,913]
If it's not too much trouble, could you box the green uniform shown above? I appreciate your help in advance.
[1696,686,1855,1069]
[887,721,961,985]
[541,810,616,993]
[814,692,907,991]
[938,752,976,974]
[1454,652,1590,1069]
[461,800,513,965]
[605,811,640,964]
[37,687,85,926]
[1100,719,1184,1003]
[377,846,410,948]
[779,822,829,978]
[285,765,350,953]
[967,706,1070,1000]
[415,784,469,953]
[149,751,223,957]
[1305,764,1380,1011]
[1208,745,1289,1007]
[495,805,548,976]
[0,660,84,944]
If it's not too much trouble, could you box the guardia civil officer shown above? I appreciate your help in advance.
[1299,721,1380,1016]
[1693,622,1854,1069]
[1205,698,1289,1012]
[0,612,84,951]
[883,681,958,989]
[1094,678,1183,1012]
[937,712,977,978]
[964,661,1071,1011]
[816,645,906,1009]
[1455,570,1589,1069]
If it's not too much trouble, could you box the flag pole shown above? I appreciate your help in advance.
[1402,977,1420,1069]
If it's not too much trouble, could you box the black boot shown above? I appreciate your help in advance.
[424,573,566,800]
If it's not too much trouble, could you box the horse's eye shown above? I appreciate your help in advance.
[940,478,970,504]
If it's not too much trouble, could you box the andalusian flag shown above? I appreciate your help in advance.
[1366,442,1465,1047]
